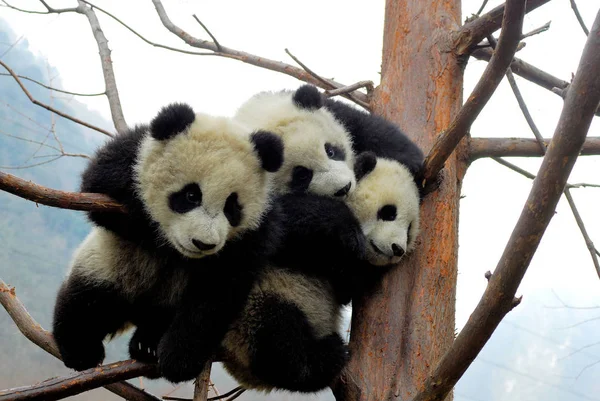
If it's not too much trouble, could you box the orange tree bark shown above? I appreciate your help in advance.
[334,0,465,400]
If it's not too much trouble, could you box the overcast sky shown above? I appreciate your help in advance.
[1,1,600,400]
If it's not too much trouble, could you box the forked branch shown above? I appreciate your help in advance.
[150,0,370,108]
[410,10,600,401]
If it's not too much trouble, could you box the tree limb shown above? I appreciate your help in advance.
[0,280,159,401]
[0,360,157,401]
[469,136,600,159]
[422,0,526,188]
[150,0,370,108]
[76,0,128,134]
[0,60,114,137]
[410,10,600,401]
[455,0,552,55]
[569,0,589,36]
[0,171,126,213]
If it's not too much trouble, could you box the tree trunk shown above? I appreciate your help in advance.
[336,1,466,400]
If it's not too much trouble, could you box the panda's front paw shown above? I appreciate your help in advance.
[59,339,105,371]
[129,329,159,364]
[338,226,367,260]
[157,336,209,383]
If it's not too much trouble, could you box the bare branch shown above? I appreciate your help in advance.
[505,69,545,148]
[455,0,552,55]
[0,280,160,401]
[323,80,374,99]
[0,171,126,213]
[475,0,489,17]
[150,0,370,108]
[0,60,114,137]
[76,1,127,134]
[521,21,551,39]
[0,73,105,96]
[0,360,157,401]
[411,10,600,401]
[163,387,245,401]
[423,0,526,188]
[193,364,211,401]
[1,0,77,13]
[569,0,590,36]
[469,136,600,159]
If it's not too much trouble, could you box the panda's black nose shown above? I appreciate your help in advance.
[392,243,405,257]
[334,182,352,197]
[192,239,216,251]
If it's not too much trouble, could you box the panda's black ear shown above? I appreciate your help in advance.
[292,85,323,110]
[250,131,284,173]
[150,103,196,141]
[354,152,377,181]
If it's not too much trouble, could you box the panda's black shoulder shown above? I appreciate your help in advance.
[81,125,158,247]
[324,98,424,177]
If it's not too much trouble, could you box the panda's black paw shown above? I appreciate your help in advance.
[337,226,367,260]
[59,339,105,372]
[157,338,208,383]
[129,329,159,365]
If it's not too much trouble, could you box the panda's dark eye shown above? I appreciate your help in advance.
[290,166,313,193]
[377,205,397,221]
[324,143,345,161]
[169,183,202,214]
[224,192,243,227]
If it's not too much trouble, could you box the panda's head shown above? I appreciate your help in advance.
[235,85,355,198]
[134,103,284,259]
[347,153,421,267]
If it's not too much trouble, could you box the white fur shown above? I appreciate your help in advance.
[347,158,421,266]
[234,90,355,196]
[134,113,274,258]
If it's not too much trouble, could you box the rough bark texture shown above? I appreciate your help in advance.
[334,1,464,400]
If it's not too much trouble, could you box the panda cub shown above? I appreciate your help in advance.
[52,103,284,383]
[235,85,356,197]
[221,153,421,393]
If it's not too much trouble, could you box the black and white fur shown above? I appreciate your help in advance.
[221,153,422,393]
[52,103,285,383]
[234,85,356,198]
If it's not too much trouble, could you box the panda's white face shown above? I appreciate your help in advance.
[134,114,274,259]
[347,158,420,267]
[235,89,355,198]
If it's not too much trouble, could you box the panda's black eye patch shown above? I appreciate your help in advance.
[324,143,345,161]
[377,205,397,221]
[407,222,413,243]
[290,166,313,193]
[224,192,243,227]
[169,183,202,214]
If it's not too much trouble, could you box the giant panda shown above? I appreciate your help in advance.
[234,85,357,198]
[220,152,422,393]
[52,103,285,383]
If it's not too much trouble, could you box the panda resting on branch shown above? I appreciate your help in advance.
[52,103,285,383]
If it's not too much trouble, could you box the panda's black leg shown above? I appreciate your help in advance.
[249,295,349,392]
[129,309,173,379]
[52,273,129,371]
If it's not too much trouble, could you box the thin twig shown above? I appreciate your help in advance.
[323,80,374,99]
[475,0,489,17]
[521,21,551,39]
[423,0,526,189]
[0,171,126,213]
[410,10,600,401]
[0,279,160,401]
[564,188,600,279]
[78,1,215,56]
[0,60,114,137]
[0,73,104,96]
[569,0,590,36]
[163,387,243,401]
[192,14,222,52]
[1,0,77,13]
[150,0,370,109]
